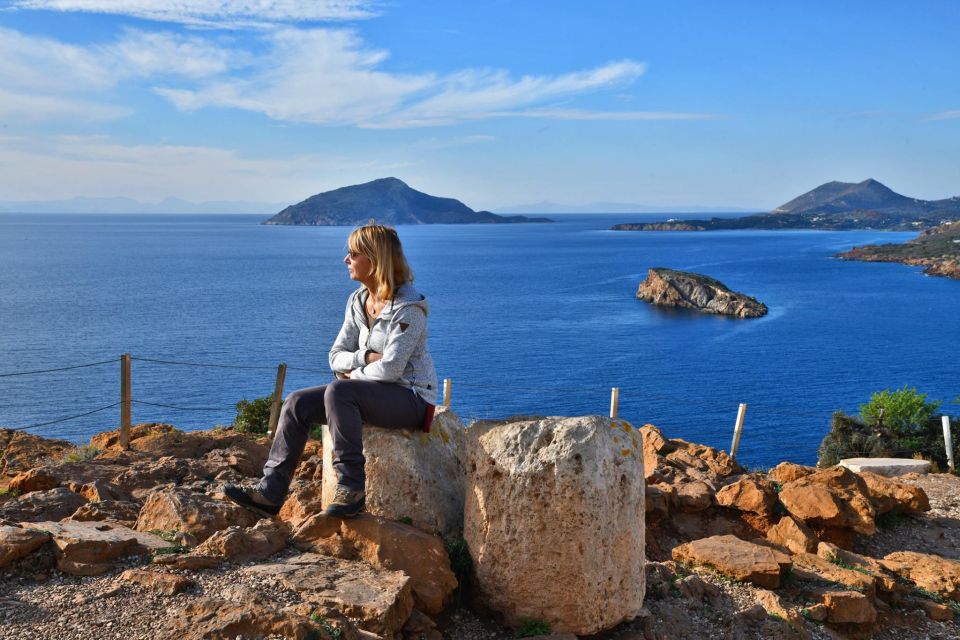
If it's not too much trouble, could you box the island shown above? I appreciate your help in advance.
[636,268,768,318]
[262,177,552,226]
[837,220,960,280]
[612,179,960,232]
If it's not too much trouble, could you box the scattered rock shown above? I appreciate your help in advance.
[25,519,169,575]
[672,480,714,512]
[134,486,257,542]
[921,599,956,621]
[819,589,877,624]
[672,535,791,588]
[880,551,960,601]
[119,568,195,595]
[292,513,457,615]
[245,553,414,636]
[322,407,467,540]
[768,462,815,485]
[778,467,876,535]
[79,479,131,503]
[858,471,930,515]
[791,552,876,595]
[716,476,776,516]
[194,518,289,562]
[0,525,51,568]
[161,597,320,640]
[69,500,141,525]
[0,486,87,522]
[152,552,224,570]
[766,515,819,554]
[278,480,324,529]
[755,588,804,625]
[0,429,73,482]
[464,415,646,634]
[8,468,60,494]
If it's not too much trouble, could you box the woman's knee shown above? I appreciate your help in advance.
[324,378,354,405]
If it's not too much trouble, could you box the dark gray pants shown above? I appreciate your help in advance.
[256,379,427,503]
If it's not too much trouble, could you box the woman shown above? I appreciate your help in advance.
[224,223,437,518]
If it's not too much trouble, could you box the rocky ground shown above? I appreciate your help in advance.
[1,418,959,639]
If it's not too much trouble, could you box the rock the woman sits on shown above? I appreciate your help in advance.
[224,223,438,518]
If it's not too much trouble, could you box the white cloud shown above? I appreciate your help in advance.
[10,0,378,27]
[0,89,129,122]
[0,135,399,201]
[0,27,114,93]
[104,30,236,78]
[152,29,662,128]
[926,110,960,121]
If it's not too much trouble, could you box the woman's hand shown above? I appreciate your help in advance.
[336,371,350,379]
[365,351,383,364]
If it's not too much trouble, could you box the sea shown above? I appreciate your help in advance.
[1,213,958,469]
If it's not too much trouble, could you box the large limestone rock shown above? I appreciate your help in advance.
[635,268,768,318]
[767,461,815,484]
[715,476,776,516]
[292,512,457,615]
[671,535,791,588]
[322,407,466,540]
[134,487,257,542]
[778,466,876,535]
[464,415,646,635]
[25,519,169,575]
[245,553,414,636]
[278,480,324,529]
[839,457,931,477]
[766,515,818,554]
[0,429,73,482]
[162,597,323,640]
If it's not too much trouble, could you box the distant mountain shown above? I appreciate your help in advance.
[612,179,960,232]
[263,178,551,226]
[0,196,285,214]
[497,201,760,214]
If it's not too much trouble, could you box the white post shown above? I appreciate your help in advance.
[730,403,747,461]
[609,387,620,419]
[943,416,955,472]
[442,378,451,408]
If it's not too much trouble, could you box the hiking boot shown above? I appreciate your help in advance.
[323,484,365,518]
[222,483,281,518]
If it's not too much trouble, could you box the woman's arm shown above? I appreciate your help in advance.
[349,305,425,382]
[328,292,368,373]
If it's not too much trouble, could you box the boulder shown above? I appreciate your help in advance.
[816,542,897,592]
[635,268,768,318]
[25,519,169,575]
[778,467,876,535]
[715,476,776,516]
[152,552,223,570]
[322,407,466,540]
[880,551,960,601]
[0,525,51,568]
[639,424,670,481]
[766,515,818,554]
[112,457,216,499]
[464,415,645,635]
[767,462,815,485]
[754,589,804,626]
[0,487,87,523]
[245,553,414,636]
[194,518,289,562]
[672,535,791,589]
[79,479,131,503]
[278,480,324,529]
[858,471,930,515]
[119,568,195,595]
[292,512,457,615]
[134,487,257,542]
[839,457,931,477]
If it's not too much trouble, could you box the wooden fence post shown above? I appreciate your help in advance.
[943,415,955,473]
[730,403,747,460]
[609,387,620,418]
[267,363,287,438]
[442,378,451,408]
[120,353,131,450]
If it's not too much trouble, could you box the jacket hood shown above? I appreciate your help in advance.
[353,282,429,318]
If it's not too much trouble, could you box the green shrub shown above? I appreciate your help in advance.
[60,445,102,463]
[234,395,274,434]
[515,620,551,638]
[817,388,957,469]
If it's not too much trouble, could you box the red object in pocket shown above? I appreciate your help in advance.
[422,403,436,433]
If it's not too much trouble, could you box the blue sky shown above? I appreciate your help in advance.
[0,0,958,210]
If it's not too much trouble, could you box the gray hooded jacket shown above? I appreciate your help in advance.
[328,283,438,405]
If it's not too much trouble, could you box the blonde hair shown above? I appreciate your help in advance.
[347,223,413,301]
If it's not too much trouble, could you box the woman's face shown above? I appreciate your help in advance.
[345,249,373,282]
